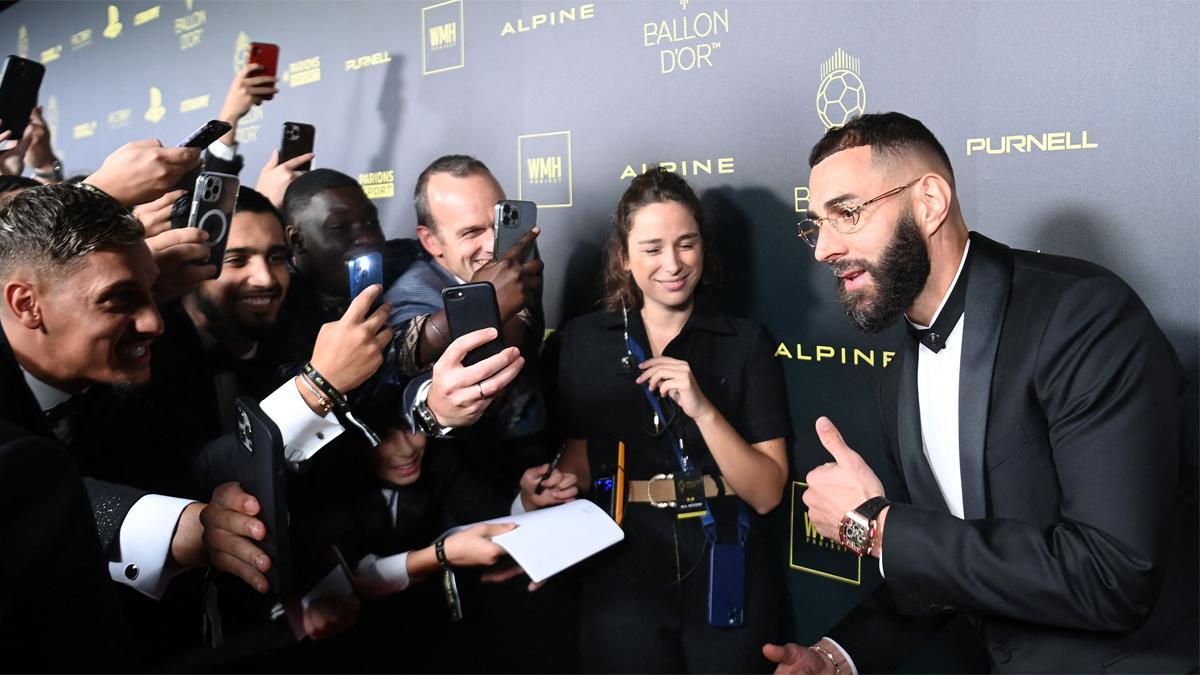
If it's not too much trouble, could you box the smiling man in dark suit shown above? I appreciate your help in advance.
[764,112,1197,673]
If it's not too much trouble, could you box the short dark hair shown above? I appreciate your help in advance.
[0,184,144,282]
[601,168,721,312]
[808,112,955,185]
[0,175,40,200]
[235,186,285,230]
[281,168,362,225]
[412,154,497,231]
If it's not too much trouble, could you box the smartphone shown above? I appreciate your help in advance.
[493,199,538,262]
[707,542,746,628]
[347,251,383,300]
[0,56,46,140]
[247,42,279,100]
[177,119,232,149]
[592,474,616,518]
[187,171,239,271]
[280,122,315,170]
[233,397,292,595]
[442,282,504,367]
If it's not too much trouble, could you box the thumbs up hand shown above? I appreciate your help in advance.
[802,416,885,542]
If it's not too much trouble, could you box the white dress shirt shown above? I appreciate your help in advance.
[826,241,971,675]
[23,369,344,599]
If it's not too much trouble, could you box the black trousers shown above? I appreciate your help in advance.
[578,508,781,674]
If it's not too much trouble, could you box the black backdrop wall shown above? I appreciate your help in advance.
[4,0,1197,655]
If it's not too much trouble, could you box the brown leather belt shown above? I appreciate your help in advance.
[627,474,735,508]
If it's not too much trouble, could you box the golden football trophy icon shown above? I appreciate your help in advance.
[144,87,166,123]
[103,5,123,40]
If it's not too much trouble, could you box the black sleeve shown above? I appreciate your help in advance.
[0,433,133,670]
[82,477,150,555]
[735,324,792,444]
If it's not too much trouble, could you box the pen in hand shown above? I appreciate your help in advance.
[533,450,564,495]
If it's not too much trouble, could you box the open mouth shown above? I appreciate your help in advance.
[118,341,152,363]
[237,292,280,308]
[390,458,420,477]
[836,266,870,292]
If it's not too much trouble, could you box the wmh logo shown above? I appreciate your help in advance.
[429,21,456,50]
[527,155,562,184]
[422,0,464,75]
[518,131,573,208]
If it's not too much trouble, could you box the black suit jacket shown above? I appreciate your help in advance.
[831,233,1198,673]
[0,419,133,671]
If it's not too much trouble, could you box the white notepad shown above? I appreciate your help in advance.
[452,500,624,583]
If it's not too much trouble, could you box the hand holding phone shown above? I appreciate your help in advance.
[493,200,538,263]
[0,56,45,140]
[247,42,280,101]
[280,122,315,171]
[187,171,240,272]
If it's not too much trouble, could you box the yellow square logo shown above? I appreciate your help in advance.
[517,131,573,209]
[789,481,862,585]
[421,0,464,75]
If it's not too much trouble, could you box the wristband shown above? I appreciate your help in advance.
[76,181,118,203]
[434,536,463,621]
[302,362,348,410]
[295,375,332,415]
[809,644,842,675]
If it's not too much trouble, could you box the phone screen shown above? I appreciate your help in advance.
[347,252,384,300]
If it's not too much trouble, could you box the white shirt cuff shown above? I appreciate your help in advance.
[357,552,411,595]
[108,494,194,599]
[510,494,527,515]
[878,549,886,578]
[823,637,860,675]
[206,138,237,160]
[301,565,355,610]
[261,379,345,464]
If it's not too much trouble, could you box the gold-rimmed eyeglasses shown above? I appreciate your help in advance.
[797,177,921,248]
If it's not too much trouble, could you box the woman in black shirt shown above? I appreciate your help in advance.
[557,169,792,673]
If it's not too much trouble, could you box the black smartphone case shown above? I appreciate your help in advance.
[707,542,746,628]
[442,281,504,367]
[233,397,292,596]
[187,171,239,270]
[178,119,232,149]
[493,199,538,262]
[280,122,315,170]
[0,56,46,139]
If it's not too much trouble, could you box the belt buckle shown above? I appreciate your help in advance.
[648,473,675,508]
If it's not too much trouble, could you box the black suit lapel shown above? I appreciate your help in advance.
[957,233,1012,520]
[896,336,950,511]
[0,326,54,438]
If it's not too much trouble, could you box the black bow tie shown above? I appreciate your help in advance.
[908,259,970,353]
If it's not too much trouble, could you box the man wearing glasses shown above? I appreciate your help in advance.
[765,112,1196,673]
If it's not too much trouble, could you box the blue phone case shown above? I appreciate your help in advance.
[708,542,746,627]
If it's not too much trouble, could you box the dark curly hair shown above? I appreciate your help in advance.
[601,168,721,312]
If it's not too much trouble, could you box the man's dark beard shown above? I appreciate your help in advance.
[831,209,930,333]
[192,287,275,345]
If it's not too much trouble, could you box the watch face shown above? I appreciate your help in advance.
[839,513,871,556]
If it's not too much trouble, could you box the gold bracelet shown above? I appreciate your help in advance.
[296,374,332,414]
[809,644,842,675]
